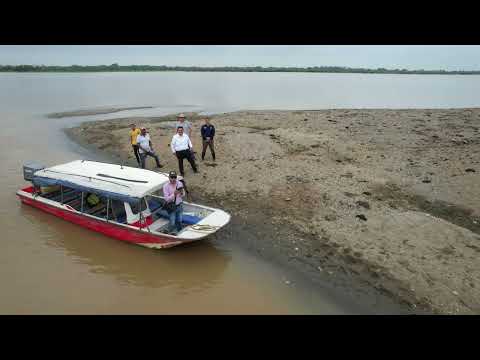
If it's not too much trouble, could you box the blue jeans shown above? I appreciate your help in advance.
[169,203,183,233]
[140,151,161,169]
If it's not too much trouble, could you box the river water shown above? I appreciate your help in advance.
[1,72,479,314]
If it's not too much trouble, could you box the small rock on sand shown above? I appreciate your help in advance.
[324,213,338,221]
[356,200,371,209]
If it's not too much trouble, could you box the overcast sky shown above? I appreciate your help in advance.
[1,45,480,70]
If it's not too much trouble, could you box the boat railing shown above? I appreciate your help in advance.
[41,169,131,188]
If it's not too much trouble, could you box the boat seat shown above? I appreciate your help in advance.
[61,192,81,204]
[154,211,202,225]
[92,207,107,217]
[65,198,82,210]
[45,188,77,201]
[41,192,58,199]
[52,192,78,203]
[85,203,105,215]
[65,196,80,205]
[40,188,64,199]
[182,214,202,225]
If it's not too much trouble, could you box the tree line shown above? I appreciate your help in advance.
[1,64,479,75]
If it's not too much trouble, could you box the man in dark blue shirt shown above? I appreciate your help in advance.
[200,117,216,161]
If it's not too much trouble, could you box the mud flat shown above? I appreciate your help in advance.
[65,108,480,314]
[47,106,153,118]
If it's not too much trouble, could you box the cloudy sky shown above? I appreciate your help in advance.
[1,45,480,70]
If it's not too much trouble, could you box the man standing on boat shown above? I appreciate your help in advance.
[200,117,216,161]
[163,170,185,234]
[129,123,141,165]
[170,126,198,176]
[137,127,163,169]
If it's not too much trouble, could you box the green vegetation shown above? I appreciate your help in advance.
[1,63,479,75]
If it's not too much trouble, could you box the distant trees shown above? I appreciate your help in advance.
[0,64,479,75]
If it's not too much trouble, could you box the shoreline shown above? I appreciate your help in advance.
[64,108,480,314]
[47,106,154,119]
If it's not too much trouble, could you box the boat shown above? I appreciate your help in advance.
[16,160,231,249]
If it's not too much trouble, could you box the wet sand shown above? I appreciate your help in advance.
[47,106,153,118]
[66,108,480,314]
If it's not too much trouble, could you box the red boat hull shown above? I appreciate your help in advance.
[17,188,184,249]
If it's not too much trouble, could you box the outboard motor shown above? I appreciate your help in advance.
[23,161,45,182]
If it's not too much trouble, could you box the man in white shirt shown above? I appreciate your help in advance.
[137,127,163,169]
[170,126,198,176]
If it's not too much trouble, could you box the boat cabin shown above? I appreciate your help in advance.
[28,160,215,235]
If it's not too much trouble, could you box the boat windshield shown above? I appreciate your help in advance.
[129,198,148,214]
[150,189,163,197]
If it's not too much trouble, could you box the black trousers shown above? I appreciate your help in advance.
[176,149,197,175]
[132,144,140,164]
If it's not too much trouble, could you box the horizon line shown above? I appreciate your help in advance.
[1,64,480,74]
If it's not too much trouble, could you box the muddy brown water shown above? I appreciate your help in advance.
[6,71,476,313]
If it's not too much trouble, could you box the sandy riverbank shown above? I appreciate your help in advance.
[65,108,480,314]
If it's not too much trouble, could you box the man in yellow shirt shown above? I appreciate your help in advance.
[129,123,141,165]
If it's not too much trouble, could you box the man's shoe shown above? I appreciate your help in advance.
[156,164,164,168]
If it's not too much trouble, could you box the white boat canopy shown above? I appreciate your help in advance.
[32,160,170,202]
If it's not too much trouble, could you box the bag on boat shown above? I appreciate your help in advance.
[87,193,100,207]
